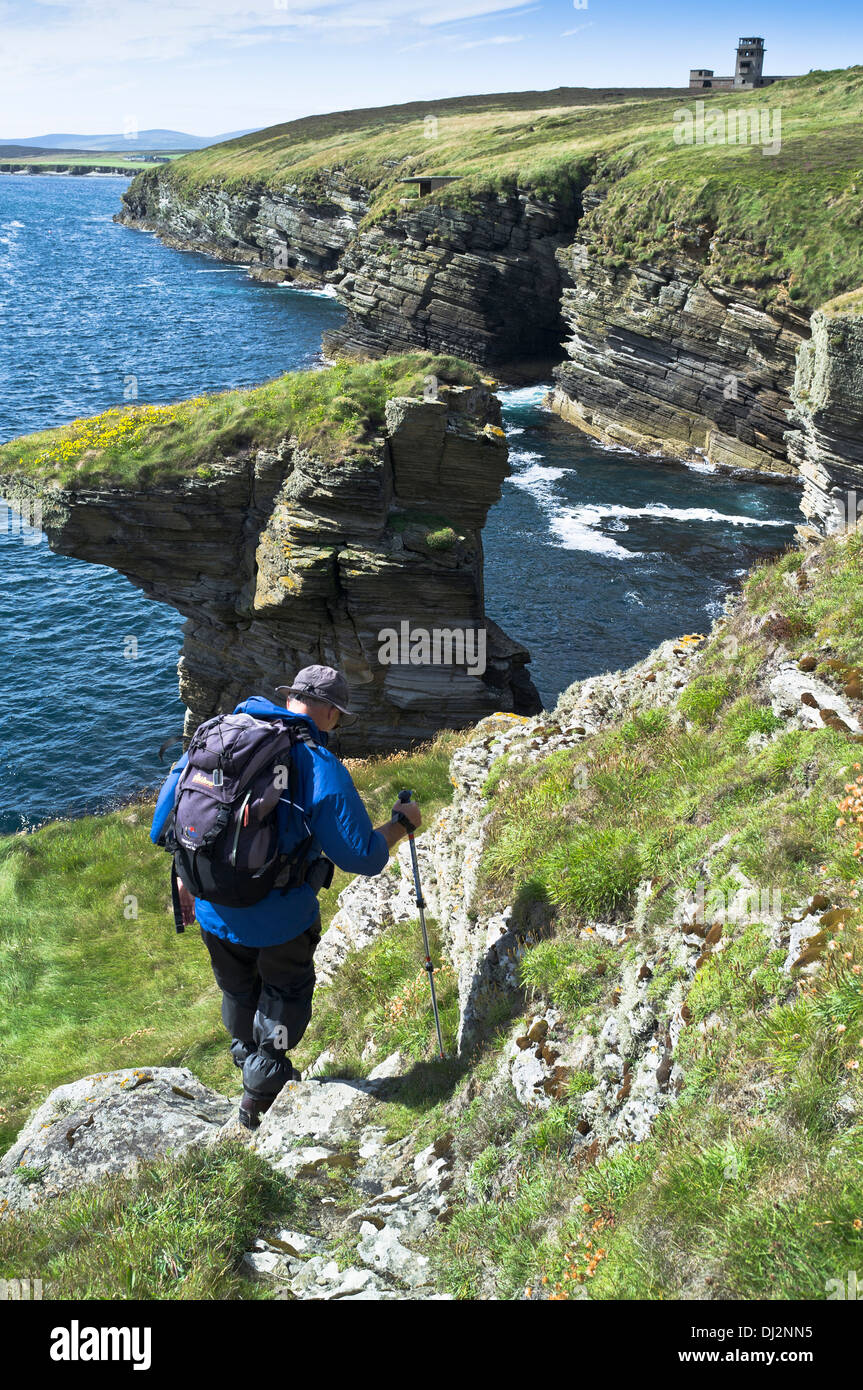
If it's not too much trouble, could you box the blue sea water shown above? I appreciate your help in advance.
[0,175,801,832]
[488,387,801,705]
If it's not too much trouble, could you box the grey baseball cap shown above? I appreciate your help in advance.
[275,664,356,718]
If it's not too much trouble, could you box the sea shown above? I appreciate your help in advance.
[0,174,802,832]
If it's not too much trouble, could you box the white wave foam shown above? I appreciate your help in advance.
[581,502,788,528]
[499,383,553,410]
[550,509,643,558]
[510,462,566,508]
[279,282,339,299]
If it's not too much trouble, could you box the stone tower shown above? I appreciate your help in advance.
[735,37,765,87]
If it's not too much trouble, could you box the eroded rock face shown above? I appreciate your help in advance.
[551,239,808,475]
[323,192,581,370]
[118,172,583,371]
[118,169,366,287]
[785,300,863,535]
[0,385,540,752]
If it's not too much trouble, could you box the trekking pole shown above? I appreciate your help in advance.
[394,789,445,1060]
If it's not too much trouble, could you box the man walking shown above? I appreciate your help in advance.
[150,665,421,1128]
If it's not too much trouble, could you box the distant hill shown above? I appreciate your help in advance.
[1,129,257,152]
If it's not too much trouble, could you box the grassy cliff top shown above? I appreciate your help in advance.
[0,354,481,489]
[133,67,863,310]
[821,286,863,317]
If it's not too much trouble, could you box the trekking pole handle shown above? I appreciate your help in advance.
[393,788,415,835]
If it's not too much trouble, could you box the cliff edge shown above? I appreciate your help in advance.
[0,357,540,751]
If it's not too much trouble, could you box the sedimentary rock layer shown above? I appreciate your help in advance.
[321,192,582,370]
[119,166,815,476]
[550,238,809,474]
[118,168,366,285]
[118,174,582,370]
[0,386,540,752]
[785,295,863,535]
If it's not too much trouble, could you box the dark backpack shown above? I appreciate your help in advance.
[159,711,331,932]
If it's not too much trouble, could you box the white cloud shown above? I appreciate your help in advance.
[457,32,524,49]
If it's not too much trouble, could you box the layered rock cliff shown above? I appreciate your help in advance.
[118,166,813,478]
[119,166,366,286]
[785,290,863,535]
[550,235,809,475]
[0,381,540,752]
[118,173,583,371]
[321,191,583,371]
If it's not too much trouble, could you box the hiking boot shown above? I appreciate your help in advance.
[238,1092,273,1130]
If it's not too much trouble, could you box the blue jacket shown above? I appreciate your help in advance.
[150,697,389,947]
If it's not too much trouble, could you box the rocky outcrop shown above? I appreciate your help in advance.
[0,384,540,752]
[0,1057,455,1299]
[326,630,714,1060]
[0,1068,232,1217]
[322,191,583,371]
[550,235,808,474]
[785,291,863,535]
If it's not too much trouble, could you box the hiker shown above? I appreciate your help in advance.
[150,664,421,1129]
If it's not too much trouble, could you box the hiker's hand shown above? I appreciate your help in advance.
[392,799,421,831]
[177,880,197,927]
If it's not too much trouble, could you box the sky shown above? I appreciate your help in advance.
[0,0,861,139]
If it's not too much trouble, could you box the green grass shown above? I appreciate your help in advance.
[518,935,619,1026]
[291,916,460,1079]
[480,538,863,937]
[128,66,863,310]
[0,155,164,170]
[6,525,863,1301]
[0,354,481,489]
[0,1141,305,1299]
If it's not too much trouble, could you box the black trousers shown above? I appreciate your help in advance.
[200,917,322,1102]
